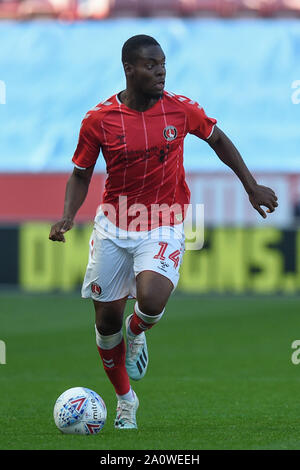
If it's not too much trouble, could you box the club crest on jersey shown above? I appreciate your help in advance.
[163,125,177,142]
[91,283,101,295]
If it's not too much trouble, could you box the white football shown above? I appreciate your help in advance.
[53,387,107,435]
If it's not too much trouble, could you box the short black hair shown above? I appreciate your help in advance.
[122,35,160,65]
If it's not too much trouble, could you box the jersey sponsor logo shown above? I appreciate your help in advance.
[91,282,102,295]
[163,125,177,142]
[116,134,126,144]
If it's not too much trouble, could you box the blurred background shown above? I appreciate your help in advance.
[1,0,300,295]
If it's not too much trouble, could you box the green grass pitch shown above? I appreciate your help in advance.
[0,292,300,450]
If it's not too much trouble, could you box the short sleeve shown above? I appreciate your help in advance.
[72,113,101,169]
[180,96,217,140]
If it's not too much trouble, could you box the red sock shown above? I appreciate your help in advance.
[129,310,155,336]
[97,338,130,396]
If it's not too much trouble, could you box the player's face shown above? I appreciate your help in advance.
[129,45,166,98]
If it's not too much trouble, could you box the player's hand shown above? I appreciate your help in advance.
[248,184,278,219]
[49,218,74,243]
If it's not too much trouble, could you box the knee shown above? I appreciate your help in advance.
[96,315,122,336]
[137,294,166,316]
[136,272,172,316]
[94,302,123,335]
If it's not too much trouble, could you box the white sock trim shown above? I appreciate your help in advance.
[134,301,165,325]
[95,325,123,350]
[117,388,135,402]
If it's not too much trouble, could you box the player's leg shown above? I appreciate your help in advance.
[94,297,129,396]
[125,229,184,380]
[130,269,172,331]
[125,270,172,380]
[94,298,139,429]
[81,229,138,428]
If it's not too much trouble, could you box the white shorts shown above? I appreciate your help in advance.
[81,210,185,302]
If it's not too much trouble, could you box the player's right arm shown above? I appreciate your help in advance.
[49,109,102,243]
[49,165,95,242]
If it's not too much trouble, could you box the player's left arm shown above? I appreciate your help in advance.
[206,126,278,218]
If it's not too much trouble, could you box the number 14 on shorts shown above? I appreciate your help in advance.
[153,242,181,269]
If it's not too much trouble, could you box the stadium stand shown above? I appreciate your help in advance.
[1,19,299,173]
[1,0,300,19]
[0,0,109,19]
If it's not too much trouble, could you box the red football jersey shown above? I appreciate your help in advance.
[72,91,217,231]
